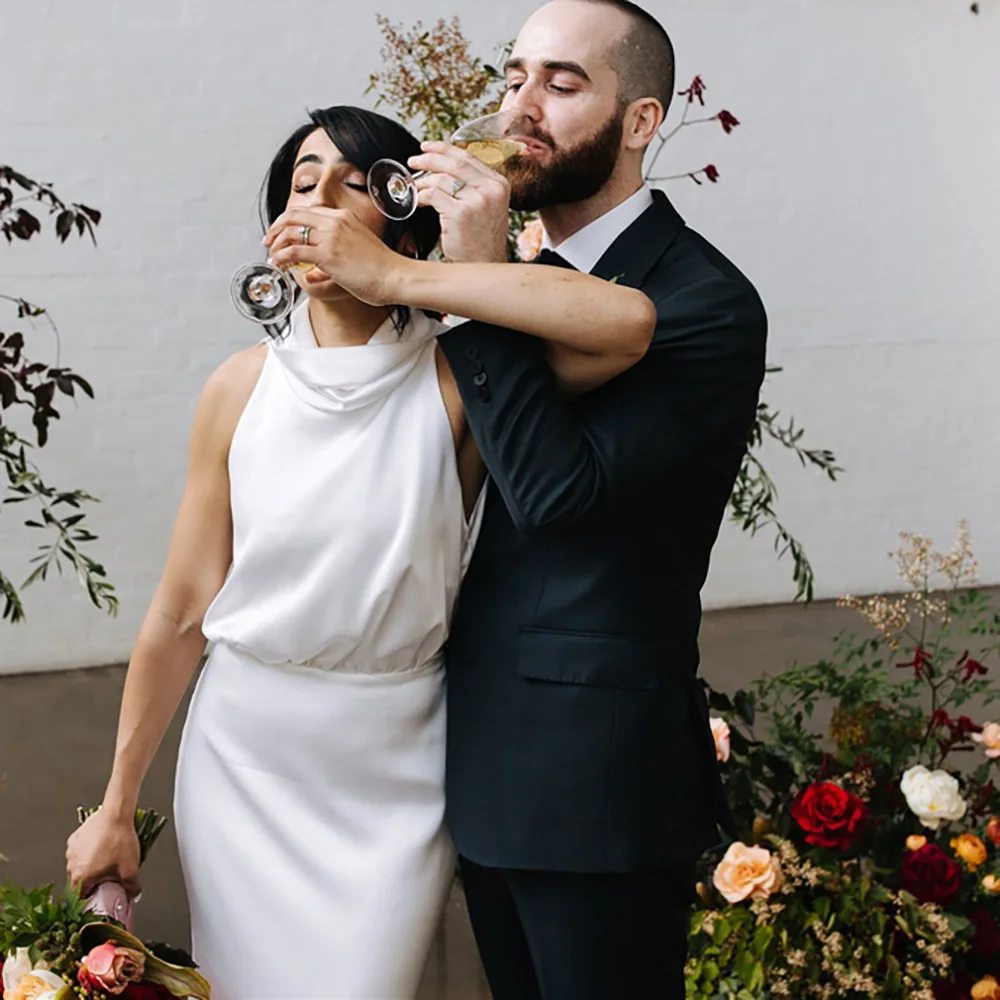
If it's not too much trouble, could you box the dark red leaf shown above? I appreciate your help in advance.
[70,373,95,398]
[55,210,73,242]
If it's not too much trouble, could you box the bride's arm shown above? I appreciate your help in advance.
[65,348,260,895]
[264,209,655,390]
[389,259,655,366]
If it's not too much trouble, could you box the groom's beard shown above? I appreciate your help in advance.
[505,108,626,212]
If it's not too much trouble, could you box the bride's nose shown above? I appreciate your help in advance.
[311,168,345,209]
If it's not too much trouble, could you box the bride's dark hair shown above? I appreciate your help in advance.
[259,105,441,335]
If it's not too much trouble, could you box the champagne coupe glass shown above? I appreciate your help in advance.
[368,109,533,221]
[230,260,300,325]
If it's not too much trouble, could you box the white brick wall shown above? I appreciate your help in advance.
[2,0,998,672]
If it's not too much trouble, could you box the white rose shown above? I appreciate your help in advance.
[901,765,967,829]
[3,948,34,991]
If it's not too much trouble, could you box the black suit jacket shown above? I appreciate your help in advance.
[437,190,767,873]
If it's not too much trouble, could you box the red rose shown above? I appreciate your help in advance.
[122,984,176,1000]
[791,782,868,850]
[899,844,962,905]
[970,908,1000,961]
[933,974,975,1000]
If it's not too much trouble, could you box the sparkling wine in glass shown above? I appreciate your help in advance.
[368,109,533,221]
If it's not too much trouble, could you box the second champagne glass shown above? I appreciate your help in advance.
[368,109,533,221]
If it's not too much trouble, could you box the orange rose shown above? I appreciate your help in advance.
[972,976,1000,1000]
[712,842,783,904]
[986,817,1000,847]
[906,834,928,852]
[952,833,988,871]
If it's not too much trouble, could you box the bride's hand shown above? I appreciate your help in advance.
[263,208,402,307]
[66,809,142,898]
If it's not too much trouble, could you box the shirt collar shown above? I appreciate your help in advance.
[541,185,655,273]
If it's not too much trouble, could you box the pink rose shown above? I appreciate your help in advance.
[710,717,731,763]
[515,219,545,261]
[77,941,145,996]
[972,722,1000,759]
[712,842,783,904]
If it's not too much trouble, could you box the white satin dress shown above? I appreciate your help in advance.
[174,302,481,1000]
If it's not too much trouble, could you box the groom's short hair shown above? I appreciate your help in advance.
[582,0,675,116]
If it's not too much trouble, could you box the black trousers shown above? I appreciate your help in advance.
[459,856,696,1000]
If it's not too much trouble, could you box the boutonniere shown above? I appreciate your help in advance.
[608,273,626,285]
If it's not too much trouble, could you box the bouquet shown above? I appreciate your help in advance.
[687,522,1000,998]
[1,808,210,1000]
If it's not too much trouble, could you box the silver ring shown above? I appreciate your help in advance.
[299,225,311,245]
[451,178,467,197]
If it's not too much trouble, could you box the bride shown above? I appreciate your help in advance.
[66,105,654,1000]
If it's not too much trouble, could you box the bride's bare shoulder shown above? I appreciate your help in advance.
[194,344,269,447]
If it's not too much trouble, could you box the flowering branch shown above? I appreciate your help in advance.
[644,76,740,186]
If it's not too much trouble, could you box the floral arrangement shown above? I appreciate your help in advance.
[691,521,1000,998]
[366,13,841,604]
[1,809,209,1000]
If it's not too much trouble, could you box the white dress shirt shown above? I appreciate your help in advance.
[444,184,654,327]
[540,184,654,273]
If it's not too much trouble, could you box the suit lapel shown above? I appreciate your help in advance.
[588,190,686,289]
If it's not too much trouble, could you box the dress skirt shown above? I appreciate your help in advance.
[174,643,455,1000]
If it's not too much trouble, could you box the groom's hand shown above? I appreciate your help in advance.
[409,142,510,264]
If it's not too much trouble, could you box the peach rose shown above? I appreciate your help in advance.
[712,842,783,904]
[982,874,1000,894]
[76,941,144,996]
[515,219,545,262]
[952,833,988,870]
[710,717,731,763]
[906,834,928,852]
[973,976,1000,1000]
[973,722,1000,759]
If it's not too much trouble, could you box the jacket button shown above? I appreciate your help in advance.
[469,359,484,374]
[473,373,488,387]
[475,386,491,402]
[464,346,479,360]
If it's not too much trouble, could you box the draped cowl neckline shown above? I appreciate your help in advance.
[270,302,441,412]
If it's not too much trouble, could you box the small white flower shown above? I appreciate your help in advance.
[900,765,967,829]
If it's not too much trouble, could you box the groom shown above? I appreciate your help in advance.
[411,1,767,996]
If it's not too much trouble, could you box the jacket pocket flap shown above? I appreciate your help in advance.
[517,628,660,690]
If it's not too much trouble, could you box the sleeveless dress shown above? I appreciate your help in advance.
[173,302,481,1000]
